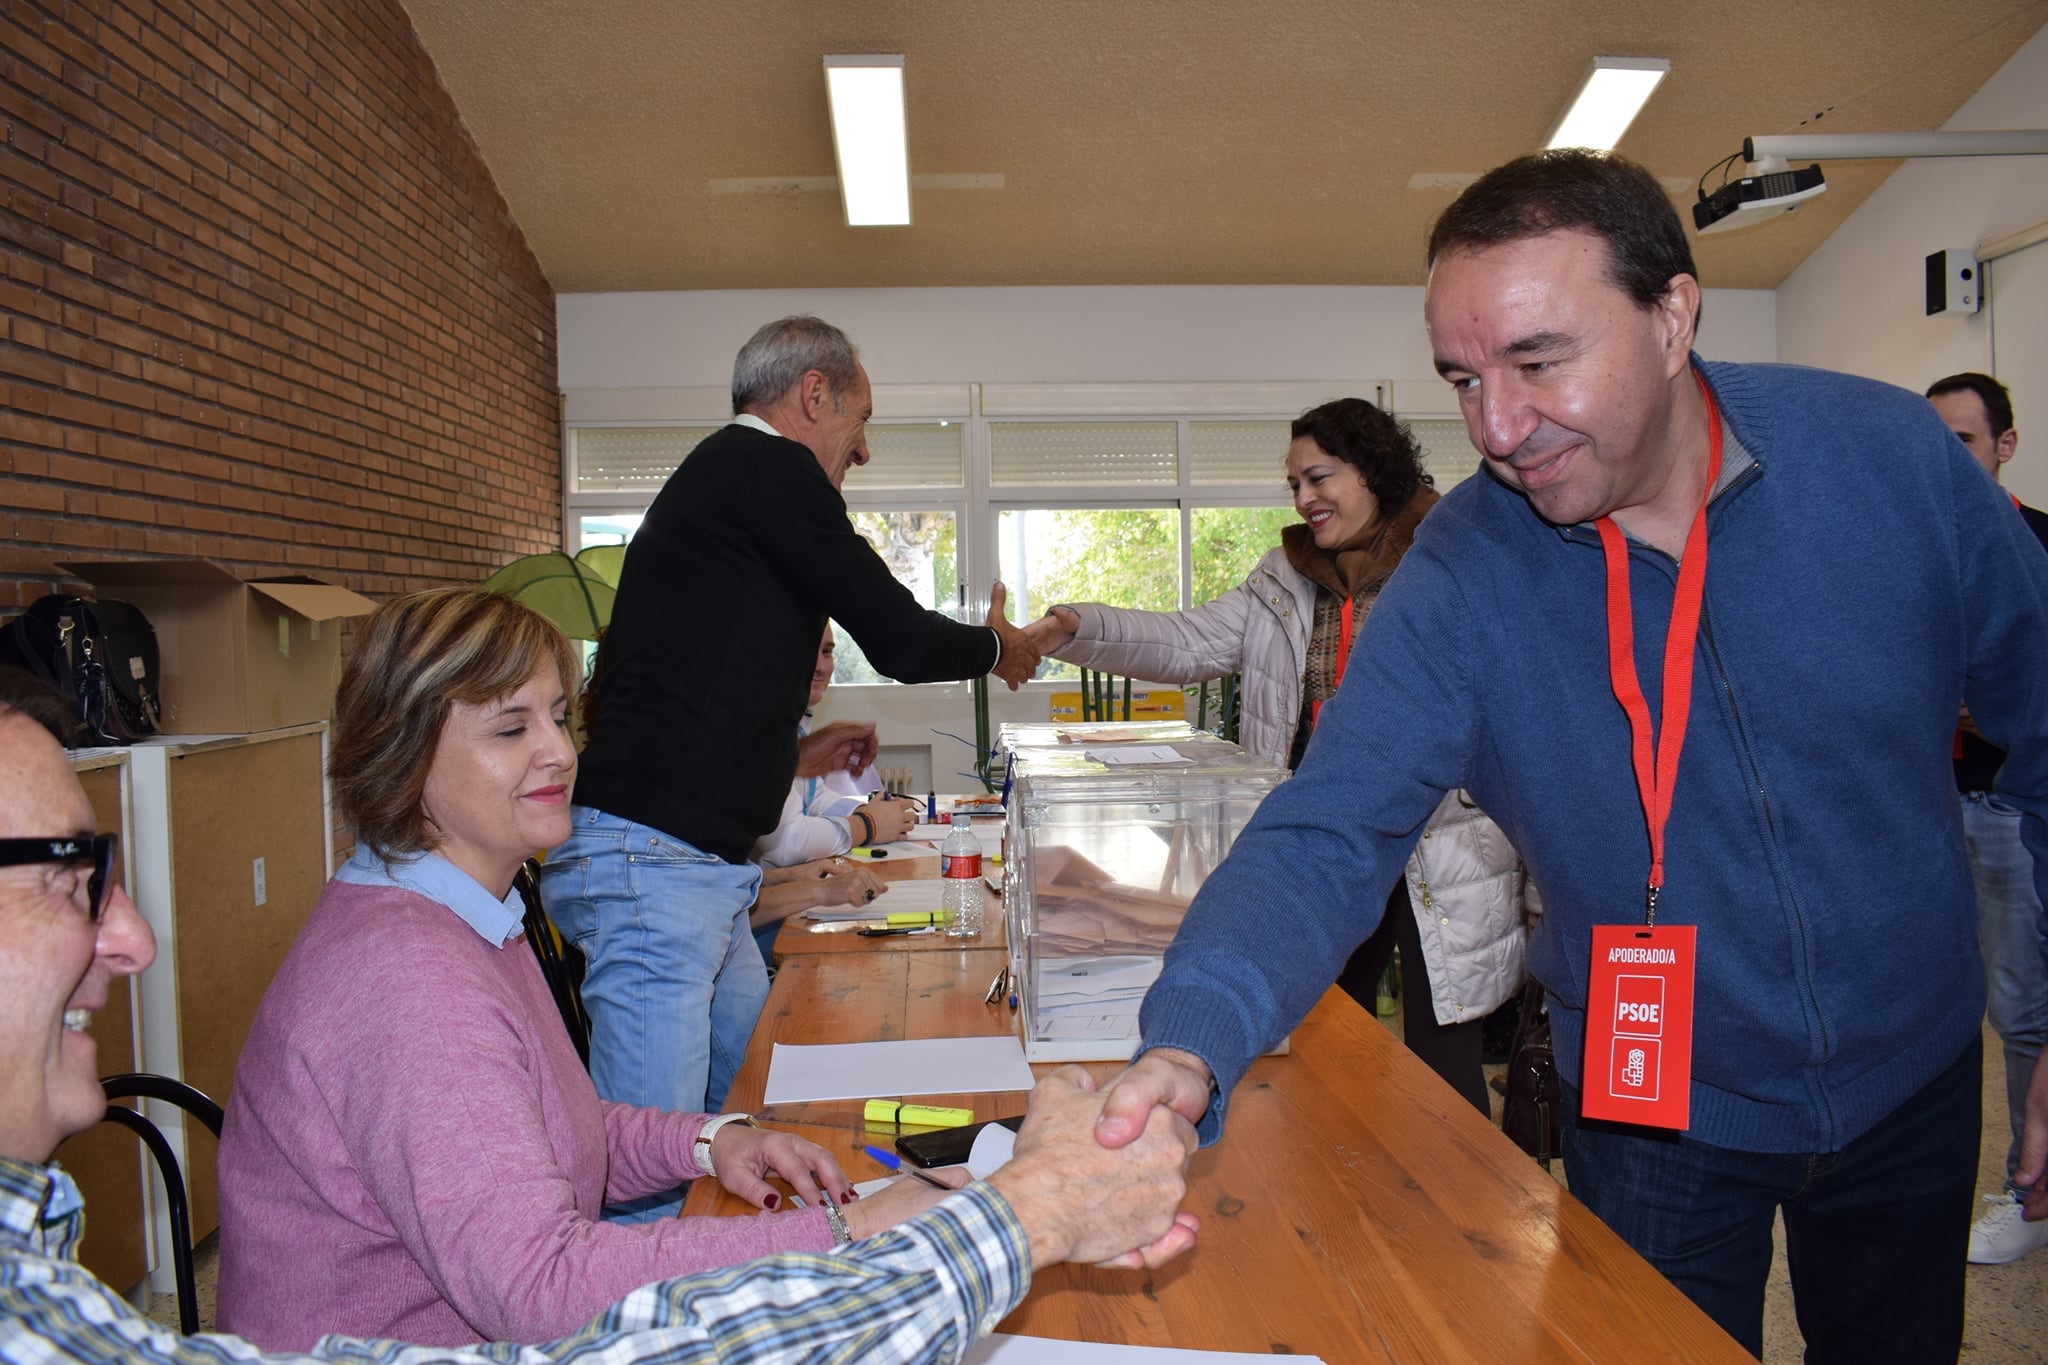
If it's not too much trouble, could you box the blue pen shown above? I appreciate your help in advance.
[862,1144,902,1171]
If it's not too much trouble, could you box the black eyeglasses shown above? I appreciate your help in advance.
[0,834,118,922]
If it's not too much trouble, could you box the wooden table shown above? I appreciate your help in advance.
[735,950,1020,1128]
[849,847,947,883]
[690,951,1748,1362]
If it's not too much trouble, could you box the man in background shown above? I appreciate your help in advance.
[0,671,1199,1363]
[549,317,1039,1206]
[1927,371,2048,1265]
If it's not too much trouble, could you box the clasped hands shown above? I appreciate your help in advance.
[796,589,1073,696]
[709,1065,1205,1271]
[985,594,1086,690]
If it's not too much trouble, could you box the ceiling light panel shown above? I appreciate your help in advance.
[1545,57,1669,152]
[823,54,910,226]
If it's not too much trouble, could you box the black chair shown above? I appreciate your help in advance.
[517,858,591,1068]
[98,1073,224,1335]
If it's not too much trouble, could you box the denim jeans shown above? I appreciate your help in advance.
[541,804,767,1124]
[1562,1034,1979,1362]
[1962,790,2048,1181]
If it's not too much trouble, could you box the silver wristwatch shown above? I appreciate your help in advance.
[822,1199,854,1246]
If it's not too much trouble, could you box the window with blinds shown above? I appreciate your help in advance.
[844,423,965,491]
[988,421,1178,486]
[1187,420,1291,485]
[571,427,721,493]
[1406,417,1483,491]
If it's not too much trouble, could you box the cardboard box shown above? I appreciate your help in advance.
[63,559,376,734]
[1047,687,1187,723]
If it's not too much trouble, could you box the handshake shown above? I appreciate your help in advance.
[983,588,1084,691]
[990,1048,1219,1270]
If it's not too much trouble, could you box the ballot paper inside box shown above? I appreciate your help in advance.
[997,726,1287,1062]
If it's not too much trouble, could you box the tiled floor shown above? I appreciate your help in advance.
[145,1230,214,1333]
[153,1022,2048,1359]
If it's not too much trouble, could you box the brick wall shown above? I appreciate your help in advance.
[0,0,559,609]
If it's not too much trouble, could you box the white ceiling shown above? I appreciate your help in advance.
[397,0,2048,293]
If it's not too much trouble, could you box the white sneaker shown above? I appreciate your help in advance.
[1967,1193,2048,1265]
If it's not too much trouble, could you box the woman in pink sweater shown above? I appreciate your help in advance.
[216,590,952,1350]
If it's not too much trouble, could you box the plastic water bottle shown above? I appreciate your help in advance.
[940,825,984,937]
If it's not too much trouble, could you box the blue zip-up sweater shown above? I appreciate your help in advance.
[1140,357,2048,1154]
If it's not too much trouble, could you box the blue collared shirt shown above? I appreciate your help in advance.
[334,844,525,949]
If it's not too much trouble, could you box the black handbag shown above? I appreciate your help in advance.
[1499,980,1562,1169]
[0,595,162,746]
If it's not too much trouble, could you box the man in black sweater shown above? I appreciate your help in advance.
[545,317,1038,1218]
[1926,372,2048,1266]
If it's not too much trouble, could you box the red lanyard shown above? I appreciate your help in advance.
[1595,373,1723,924]
[1310,596,1357,726]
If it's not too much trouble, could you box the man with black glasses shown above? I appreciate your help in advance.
[0,668,1201,1363]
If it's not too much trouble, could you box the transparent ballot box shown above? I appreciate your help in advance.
[1002,735,1285,1061]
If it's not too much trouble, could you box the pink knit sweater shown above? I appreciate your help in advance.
[214,878,831,1349]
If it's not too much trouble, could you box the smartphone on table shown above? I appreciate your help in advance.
[894,1115,1024,1167]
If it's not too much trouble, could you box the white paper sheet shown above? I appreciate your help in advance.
[871,879,948,911]
[1086,745,1191,766]
[763,1035,1036,1104]
[965,1336,1325,1364]
[801,879,949,921]
[966,1119,1016,1176]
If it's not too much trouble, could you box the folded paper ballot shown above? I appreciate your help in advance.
[1085,745,1192,766]
[1030,955,1161,1042]
[763,1035,1036,1104]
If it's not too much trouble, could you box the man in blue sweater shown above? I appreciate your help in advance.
[1096,150,2048,1359]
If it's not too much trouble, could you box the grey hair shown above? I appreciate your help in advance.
[0,667,77,745]
[730,315,862,413]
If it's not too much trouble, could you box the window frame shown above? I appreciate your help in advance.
[977,415,1296,615]
[553,387,1468,673]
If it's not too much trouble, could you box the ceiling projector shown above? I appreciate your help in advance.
[1692,161,1827,235]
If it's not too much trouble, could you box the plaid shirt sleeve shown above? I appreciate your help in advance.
[0,1160,1030,1365]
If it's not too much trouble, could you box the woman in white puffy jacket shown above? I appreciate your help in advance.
[1025,398,1530,1114]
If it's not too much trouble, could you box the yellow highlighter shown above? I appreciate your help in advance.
[864,1099,974,1128]
[884,911,943,927]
